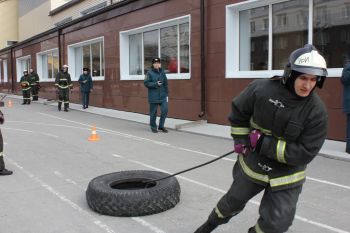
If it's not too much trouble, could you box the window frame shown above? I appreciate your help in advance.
[16,55,31,82]
[36,48,59,82]
[67,36,105,81]
[3,60,8,83]
[119,15,191,81]
[226,0,343,79]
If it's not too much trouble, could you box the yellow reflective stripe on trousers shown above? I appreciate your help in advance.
[255,223,264,233]
[276,139,287,163]
[58,85,70,89]
[239,155,269,183]
[270,171,305,187]
[231,126,250,135]
[249,119,272,136]
[215,206,225,219]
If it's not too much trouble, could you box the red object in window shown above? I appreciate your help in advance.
[168,58,178,73]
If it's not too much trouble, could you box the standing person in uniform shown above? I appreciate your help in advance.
[78,67,93,109]
[144,58,169,133]
[55,65,72,112]
[0,106,13,175]
[20,70,31,105]
[29,68,40,101]
[194,44,328,233]
[341,54,350,153]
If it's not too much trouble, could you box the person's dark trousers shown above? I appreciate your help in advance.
[59,88,70,111]
[31,85,39,101]
[347,114,350,153]
[82,92,90,108]
[0,130,5,170]
[149,99,168,130]
[195,162,302,233]
[22,90,31,104]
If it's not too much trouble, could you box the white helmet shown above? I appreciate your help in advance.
[62,64,68,68]
[282,44,328,88]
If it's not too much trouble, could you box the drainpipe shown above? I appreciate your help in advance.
[58,29,62,68]
[10,47,15,93]
[199,0,206,118]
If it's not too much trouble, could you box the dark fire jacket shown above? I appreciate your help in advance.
[229,78,328,191]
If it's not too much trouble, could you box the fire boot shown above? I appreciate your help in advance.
[0,168,13,176]
[194,221,217,233]
[64,103,69,112]
[58,102,62,111]
[248,227,256,233]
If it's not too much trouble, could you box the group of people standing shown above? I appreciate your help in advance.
[19,65,93,111]
[19,68,40,104]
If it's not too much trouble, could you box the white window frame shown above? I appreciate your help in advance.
[16,55,31,82]
[67,36,105,81]
[226,0,343,79]
[120,15,191,81]
[3,60,8,83]
[36,48,59,82]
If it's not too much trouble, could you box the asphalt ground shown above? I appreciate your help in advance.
[0,98,349,233]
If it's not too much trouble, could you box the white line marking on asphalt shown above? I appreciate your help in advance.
[41,132,60,138]
[295,216,349,233]
[37,112,350,191]
[120,156,349,233]
[131,217,166,233]
[6,120,88,131]
[8,159,117,233]
[306,177,350,190]
[2,127,34,133]
[53,168,167,233]
[112,154,124,158]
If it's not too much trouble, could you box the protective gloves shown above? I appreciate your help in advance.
[234,136,249,156]
[249,129,267,153]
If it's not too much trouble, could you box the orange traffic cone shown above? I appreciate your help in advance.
[7,100,12,107]
[88,126,100,141]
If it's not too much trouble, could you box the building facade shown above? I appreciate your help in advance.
[0,0,348,140]
[0,0,18,49]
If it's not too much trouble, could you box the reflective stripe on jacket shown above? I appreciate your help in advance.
[229,79,328,191]
[55,72,72,89]
[20,76,31,91]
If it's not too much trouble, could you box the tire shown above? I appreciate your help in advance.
[86,170,181,217]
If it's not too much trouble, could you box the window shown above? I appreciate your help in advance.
[3,60,8,83]
[16,56,31,82]
[313,0,350,69]
[120,15,190,80]
[226,0,349,78]
[68,37,104,80]
[37,49,59,82]
[0,60,2,83]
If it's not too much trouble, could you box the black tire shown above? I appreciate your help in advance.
[86,170,181,217]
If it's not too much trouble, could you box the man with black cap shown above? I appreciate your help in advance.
[20,70,31,105]
[79,67,93,109]
[144,57,169,133]
[195,44,328,233]
[55,65,72,112]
